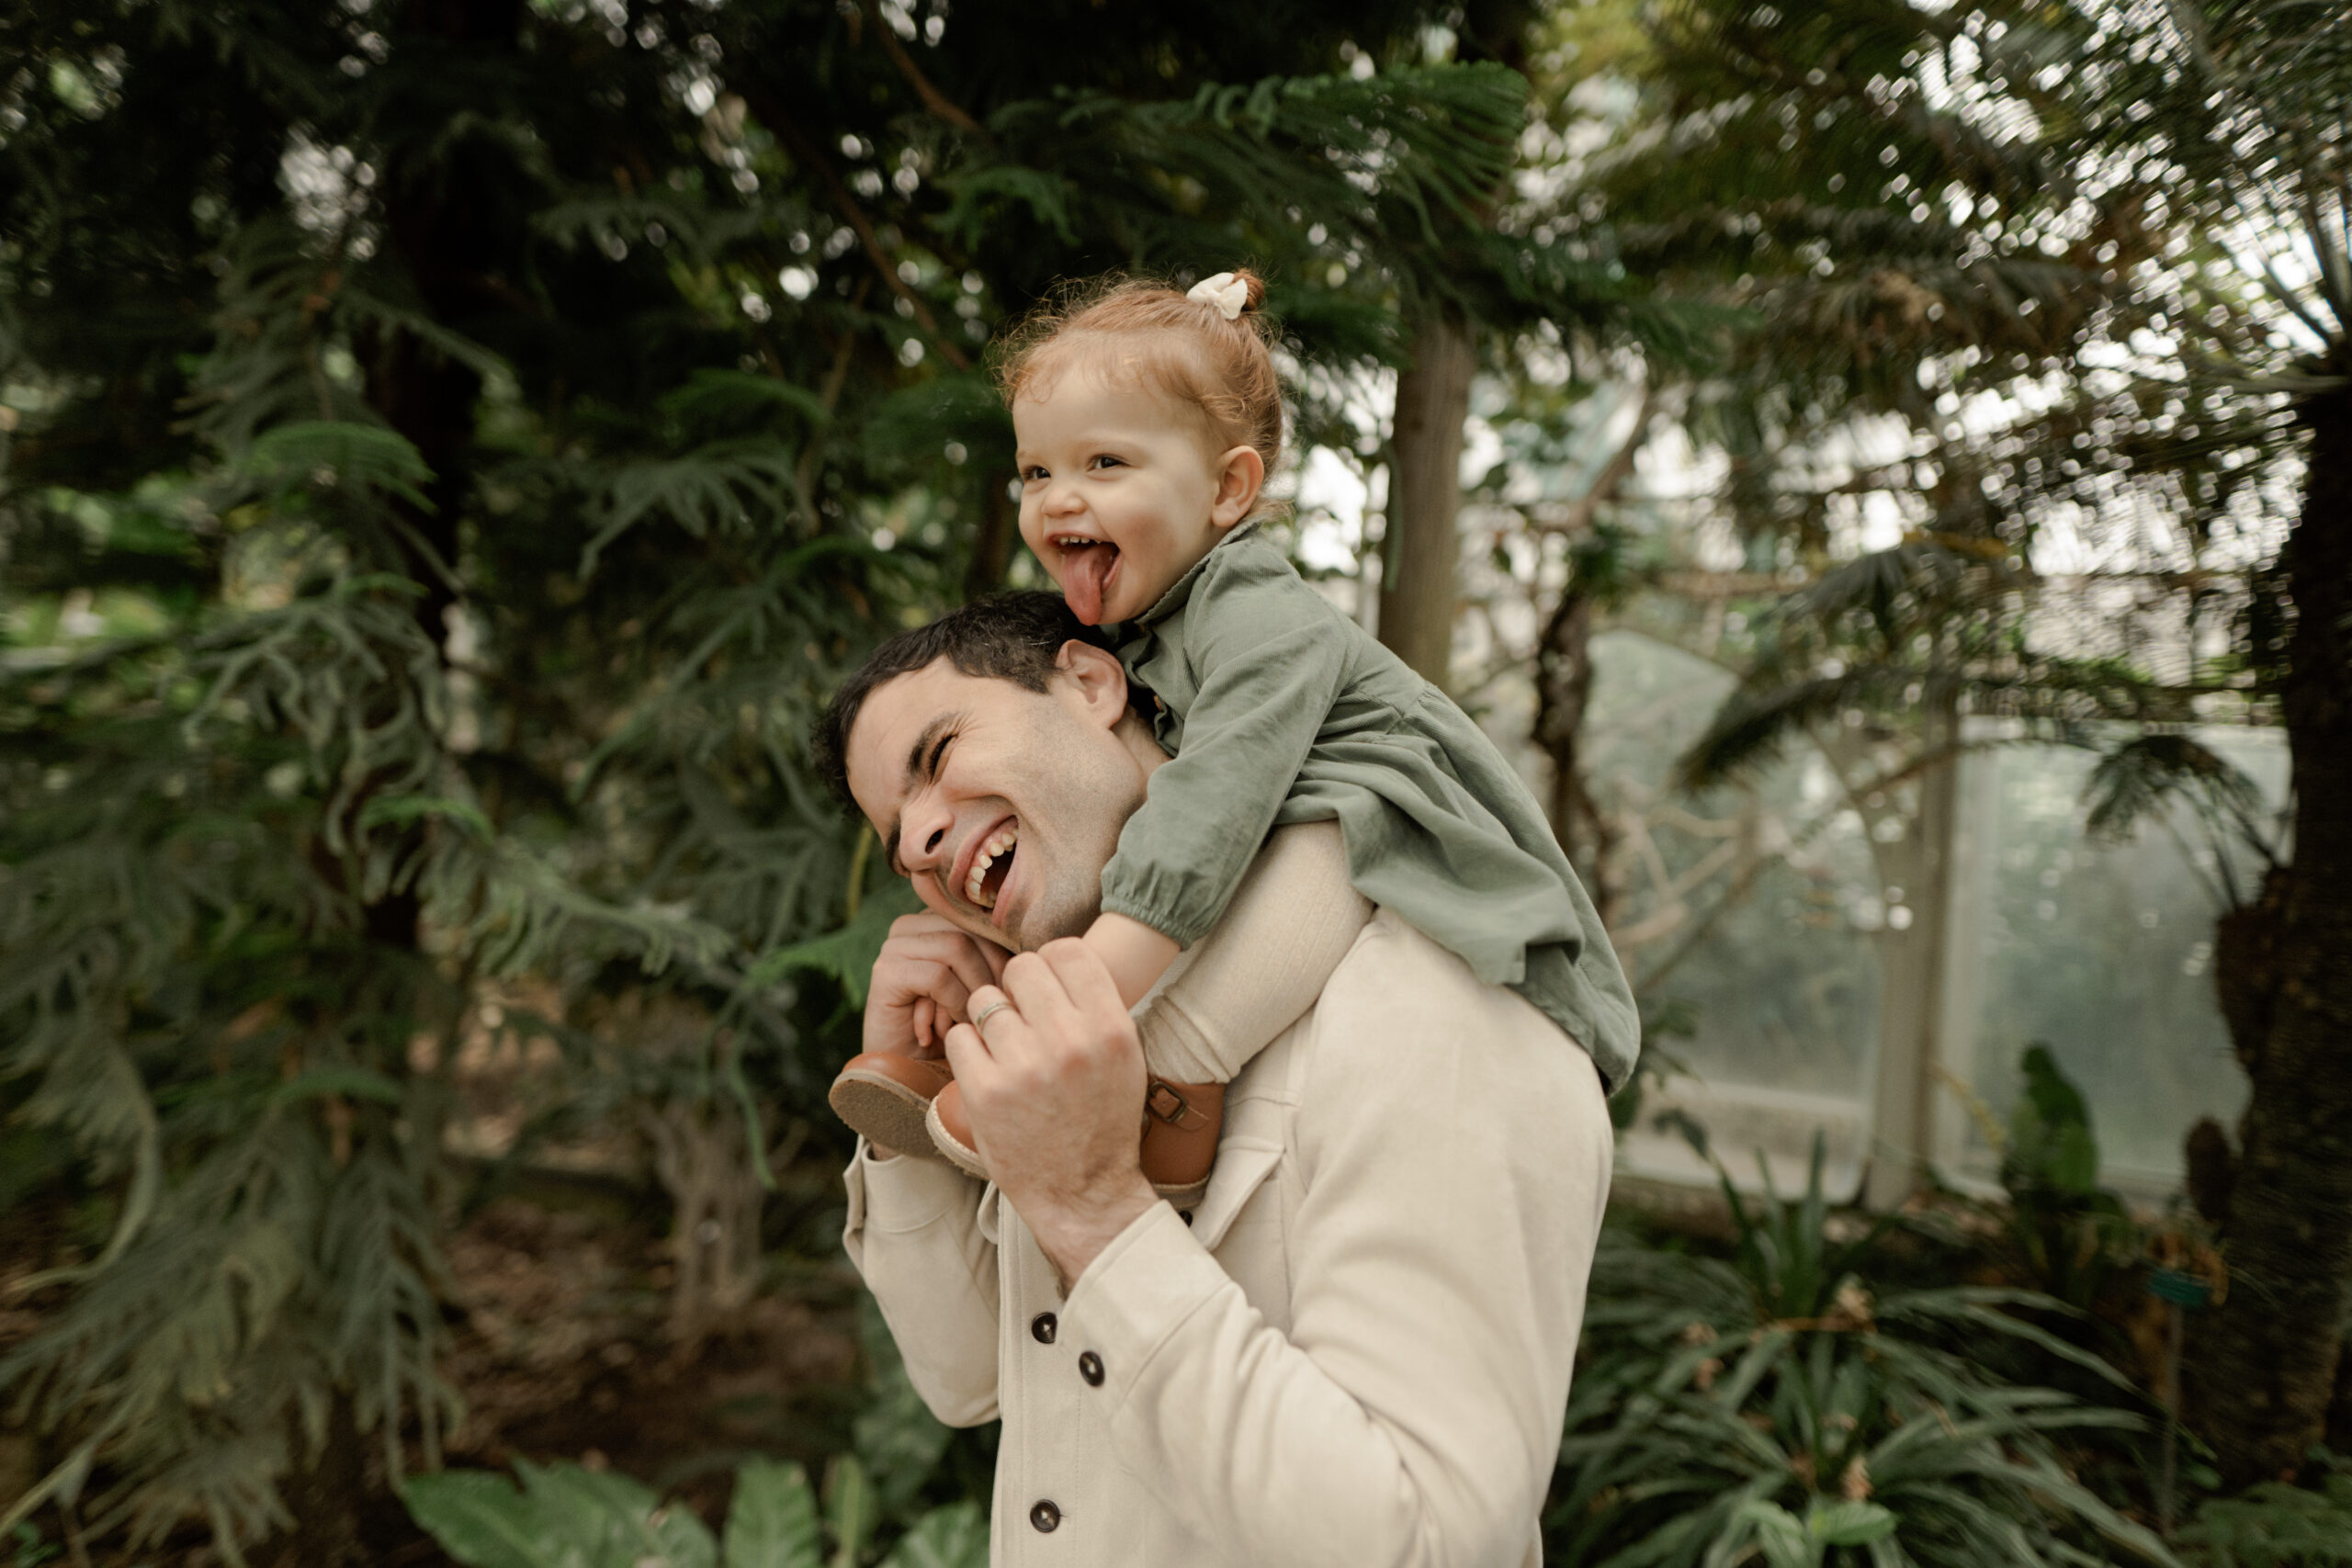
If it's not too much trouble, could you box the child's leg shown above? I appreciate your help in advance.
[1137,819,1372,1083]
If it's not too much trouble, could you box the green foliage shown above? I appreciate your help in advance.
[401,1289,981,1568]
[1601,0,2321,798]
[401,1462,714,1568]
[1734,1497,1899,1568]
[2080,735,2282,911]
[399,1456,967,1568]
[2178,1470,2352,1568]
[2006,1044,2099,1201]
[1930,1043,2139,1314]
[3,0,1623,1556]
[6,1522,59,1568]
[1551,1137,2177,1568]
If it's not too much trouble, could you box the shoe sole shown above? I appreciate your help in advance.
[830,1071,947,1159]
[923,1097,993,1181]
[1153,1177,1210,1211]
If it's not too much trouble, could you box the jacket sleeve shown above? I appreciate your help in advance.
[841,1142,1002,1427]
[1099,566,1353,948]
[1058,923,1615,1568]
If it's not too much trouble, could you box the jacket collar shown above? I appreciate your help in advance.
[1131,518,1264,630]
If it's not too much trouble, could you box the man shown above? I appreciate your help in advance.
[813,592,1617,1567]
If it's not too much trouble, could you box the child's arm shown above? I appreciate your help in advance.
[1096,554,1354,960]
[1135,820,1370,1083]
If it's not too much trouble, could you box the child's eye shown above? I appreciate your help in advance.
[1089,454,1125,470]
[1020,466,1047,482]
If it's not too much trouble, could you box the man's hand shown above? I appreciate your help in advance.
[942,939,1159,1290]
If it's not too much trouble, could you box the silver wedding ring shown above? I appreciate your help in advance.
[971,998,1012,1032]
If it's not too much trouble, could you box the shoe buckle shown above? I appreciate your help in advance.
[1144,1080,1202,1130]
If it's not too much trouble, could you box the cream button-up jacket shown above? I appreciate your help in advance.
[843,908,1614,1568]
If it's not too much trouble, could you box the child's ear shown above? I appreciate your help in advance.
[1209,446,1266,530]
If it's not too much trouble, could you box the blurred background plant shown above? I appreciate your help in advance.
[2176,1463,2352,1568]
[1552,1138,2177,1568]
[3,0,2347,1562]
[397,1296,983,1568]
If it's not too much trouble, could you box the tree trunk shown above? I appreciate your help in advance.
[266,4,522,1555]
[1534,586,1616,919]
[963,470,1017,601]
[1378,312,1475,689]
[1531,383,1657,918]
[2187,382,2352,1484]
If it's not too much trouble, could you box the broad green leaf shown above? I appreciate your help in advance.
[641,1503,719,1568]
[877,1503,989,1568]
[399,1472,559,1568]
[823,1456,876,1568]
[1807,1499,1897,1546]
[515,1460,664,1568]
[1736,1501,1815,1568]
[723,1460,822,1568]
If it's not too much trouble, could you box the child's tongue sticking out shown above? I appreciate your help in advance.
[1060,540,1119,625]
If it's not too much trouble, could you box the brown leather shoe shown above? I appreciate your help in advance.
[830,1053,955,1158]
[1139,1078,1224,1210]
[928,1076,1226,1210]
[926,1081,989,1180]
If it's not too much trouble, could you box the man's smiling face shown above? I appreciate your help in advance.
[842,647,1151,952]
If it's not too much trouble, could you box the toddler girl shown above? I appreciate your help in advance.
[831,268,1639,1202]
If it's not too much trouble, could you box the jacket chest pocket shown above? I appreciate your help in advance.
[1192,1140,1292,1330]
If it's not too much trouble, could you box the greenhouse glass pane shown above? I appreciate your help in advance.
[1936,728,2279,1192]
[1584,632,1883,1195]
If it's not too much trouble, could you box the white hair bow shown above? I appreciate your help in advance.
[1187,271,1250,321]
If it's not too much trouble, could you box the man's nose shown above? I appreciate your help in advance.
[901,800,953,874]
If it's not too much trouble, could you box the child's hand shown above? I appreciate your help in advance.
[1083,911,1182,1010]
[865,912,1013,1058]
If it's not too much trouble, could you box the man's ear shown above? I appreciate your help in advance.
[1209,446,1267,531]
[1053,639,1130,728]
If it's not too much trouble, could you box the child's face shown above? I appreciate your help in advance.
[1012,363,1262,626]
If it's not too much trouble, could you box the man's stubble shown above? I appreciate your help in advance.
[993,700,1152,953]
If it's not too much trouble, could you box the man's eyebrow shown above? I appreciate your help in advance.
[882,713,961,876]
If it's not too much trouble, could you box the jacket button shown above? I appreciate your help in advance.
[1030,1312,1057,1344]
[1079,1350,1104,1386]
[1029,1499,1061,1533]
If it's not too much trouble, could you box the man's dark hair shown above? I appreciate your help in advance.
[811,592,1118,811]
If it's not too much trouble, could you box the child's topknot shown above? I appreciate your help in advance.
[993,268,1285,481]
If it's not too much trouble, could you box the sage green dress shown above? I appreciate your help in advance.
[1099,523,1641,1093]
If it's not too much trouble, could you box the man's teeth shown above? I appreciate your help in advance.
[964,826,1018,908]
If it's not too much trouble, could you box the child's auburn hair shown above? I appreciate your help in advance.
[992,269,1285,476]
